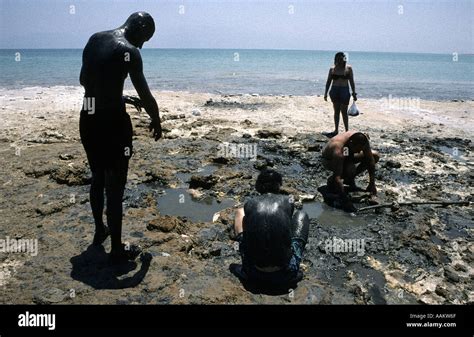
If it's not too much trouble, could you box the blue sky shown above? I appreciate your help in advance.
[0,0,472,53]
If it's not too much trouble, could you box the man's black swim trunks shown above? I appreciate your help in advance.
[79,104,133,171]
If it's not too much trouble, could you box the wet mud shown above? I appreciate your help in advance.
[0,96,472,304]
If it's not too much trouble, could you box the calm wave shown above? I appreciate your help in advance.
[0,49,473,100]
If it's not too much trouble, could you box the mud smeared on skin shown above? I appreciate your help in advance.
[0,90,472,304]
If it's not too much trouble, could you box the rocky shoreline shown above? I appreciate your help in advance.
[0,88,472,304]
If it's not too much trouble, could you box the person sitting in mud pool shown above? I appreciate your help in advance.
[233,169,310,288]
[321,131,379,212]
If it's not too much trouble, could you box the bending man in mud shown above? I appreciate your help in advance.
[233,169,309,288]
[321,131,379,212]
[79,12,162,262]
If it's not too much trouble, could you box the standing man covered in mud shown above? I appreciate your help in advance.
[79,12,162,262]
[321,131,379,211]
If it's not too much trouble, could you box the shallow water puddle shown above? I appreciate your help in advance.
[175,164,220,188]
[288,162,304,173]
[302,201,374,226]
[157,188,235,223]
[437,145,469,163]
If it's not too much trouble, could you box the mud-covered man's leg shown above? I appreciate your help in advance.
[342,159,357,189]
[90,169,109,245]
[342,150,380,189]
[105,159,140,261]
[354,150,380,177]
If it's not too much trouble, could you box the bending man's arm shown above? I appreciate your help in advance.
[128,48,162,140]
[363,142,376,195]
[332,154,345,196]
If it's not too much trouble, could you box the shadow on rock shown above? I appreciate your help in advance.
[317,184,370,212]
[70,245,152,289]
[229,263,300,296]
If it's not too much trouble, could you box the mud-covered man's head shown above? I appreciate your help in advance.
[255,169,283,194]
[122,12,155,49]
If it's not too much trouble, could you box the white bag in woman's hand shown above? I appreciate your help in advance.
[348,102,359,117]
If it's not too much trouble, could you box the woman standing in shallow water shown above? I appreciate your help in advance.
[324,52,357,138]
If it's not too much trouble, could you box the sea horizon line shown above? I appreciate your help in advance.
[0,47,472,56]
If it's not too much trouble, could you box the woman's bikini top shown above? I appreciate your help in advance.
[332,67,350,80]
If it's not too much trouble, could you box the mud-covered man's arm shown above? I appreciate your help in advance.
[332,154,345,196]
[128,48,162,140]
[79,67,85,86]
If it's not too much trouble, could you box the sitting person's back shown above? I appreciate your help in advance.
[233,169,309,288]
[242,194,294,270]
